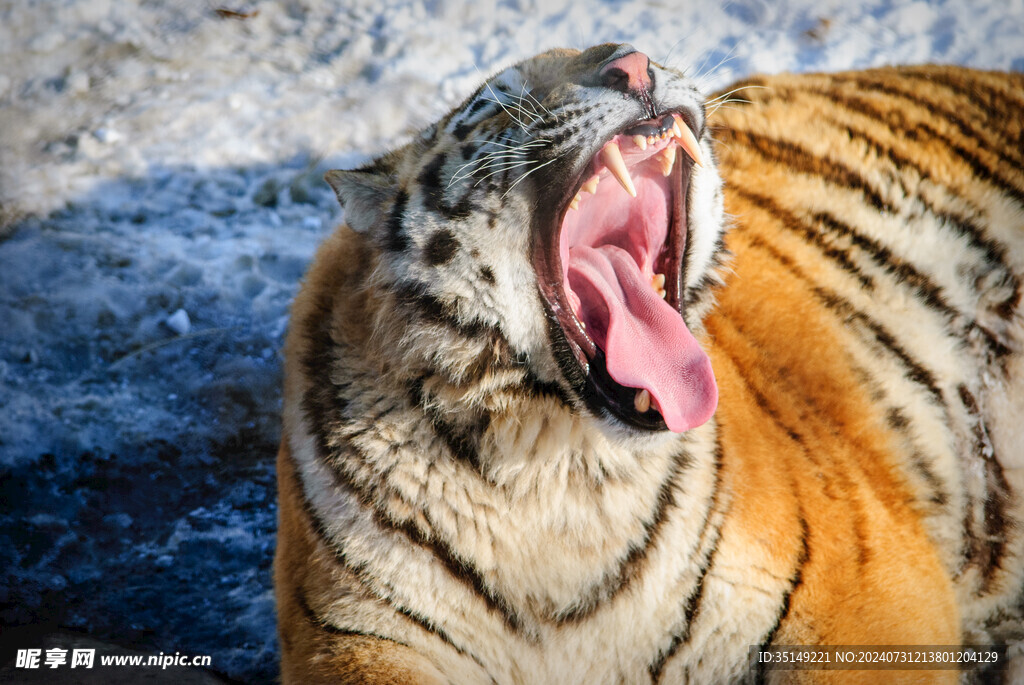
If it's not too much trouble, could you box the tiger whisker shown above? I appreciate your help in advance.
[707,103,747,116]
[514,83,543,120]
[482,86,540,131]
[519,80,558,121]
[479,139,549,152]
[449,141,551,186]
[451,157,532,185]
[692,43,740,90]
[502,156,559,198]
[448,134,553,187]
[471,159,539,187]
[706,98,753,116]
[705,84,767,104]
[659,37,689,69]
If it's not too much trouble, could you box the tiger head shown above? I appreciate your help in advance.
[325,44,725,437]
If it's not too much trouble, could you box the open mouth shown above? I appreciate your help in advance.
[535,112,718,432]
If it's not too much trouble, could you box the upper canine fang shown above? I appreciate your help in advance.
[600,142,636,197]
[672,114,704,167]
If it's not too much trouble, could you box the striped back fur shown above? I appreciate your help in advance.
[275,53,1024,685]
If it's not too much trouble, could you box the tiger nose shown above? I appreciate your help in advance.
[599,50,652,94]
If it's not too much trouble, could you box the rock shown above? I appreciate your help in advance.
[165,309,191,336]
[93,128,122,144]
[67,71,90,94]
[251,178,280,207]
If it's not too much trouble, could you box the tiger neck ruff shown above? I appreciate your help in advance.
[276,45,1024,684]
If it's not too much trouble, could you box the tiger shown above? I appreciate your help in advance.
[274,43,1024,684]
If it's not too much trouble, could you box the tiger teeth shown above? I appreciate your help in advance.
[633,135,647,151]
[569,193,581,210]
[634,389,651,413]
[658,146,676,177]
[599,142,636,198]
[652,272,667,298]
[673,114,704,167]
[581,174,599,194]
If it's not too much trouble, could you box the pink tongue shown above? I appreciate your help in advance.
[567,244,717,432]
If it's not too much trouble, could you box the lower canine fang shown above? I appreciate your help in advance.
[635,389,651,413]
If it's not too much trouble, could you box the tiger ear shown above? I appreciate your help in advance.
[324,168,396,234]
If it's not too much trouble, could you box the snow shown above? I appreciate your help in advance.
[1,0,1021,682]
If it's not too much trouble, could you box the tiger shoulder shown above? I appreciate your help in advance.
[275,47,1024,684]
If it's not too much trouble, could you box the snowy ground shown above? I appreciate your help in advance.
[1,0,1022,682]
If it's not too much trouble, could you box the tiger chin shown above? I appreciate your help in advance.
[275,44,1024,684]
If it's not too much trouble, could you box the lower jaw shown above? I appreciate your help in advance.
[582,348,669,431]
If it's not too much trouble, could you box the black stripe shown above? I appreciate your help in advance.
[741,232,946,405]
[818,287,945,404]
[418,150,479,220]
[921,69,1024,153]
[718,128,895,213]
[731,233,953,515]
[709,339,817,667]
[647,534,721,684]
[803,84,1024,208]
[726,117,1007,328]
[733,188,874,291]
[839,114,1014,272]
[418,152,447,209]
[295,586,409,645]
[908,67,1024,113]
[957,384,1010,593]
[392,281,495,338]
[409,377,489,470]
[556,442,706,623]
[647,439,725,683]
[298,290,527,638]
[900,69,1024,155]
[815,93,1010,258]
[795,102,1022,324]
[837,73,1024,168]
[284,427,478,658]
[386,190,409,252]
[517,359,573,405]
[913,118,1024,207]
[682,254,729,313]
[330,450,525,636]
[886,408,949,507]
[755,514,810,685]
[451,85,489,141]
[812,211,955,317]
[737,185,1012,359]
[741,81,1018,299]
[445,192,477,220]
[464,96,491,117]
